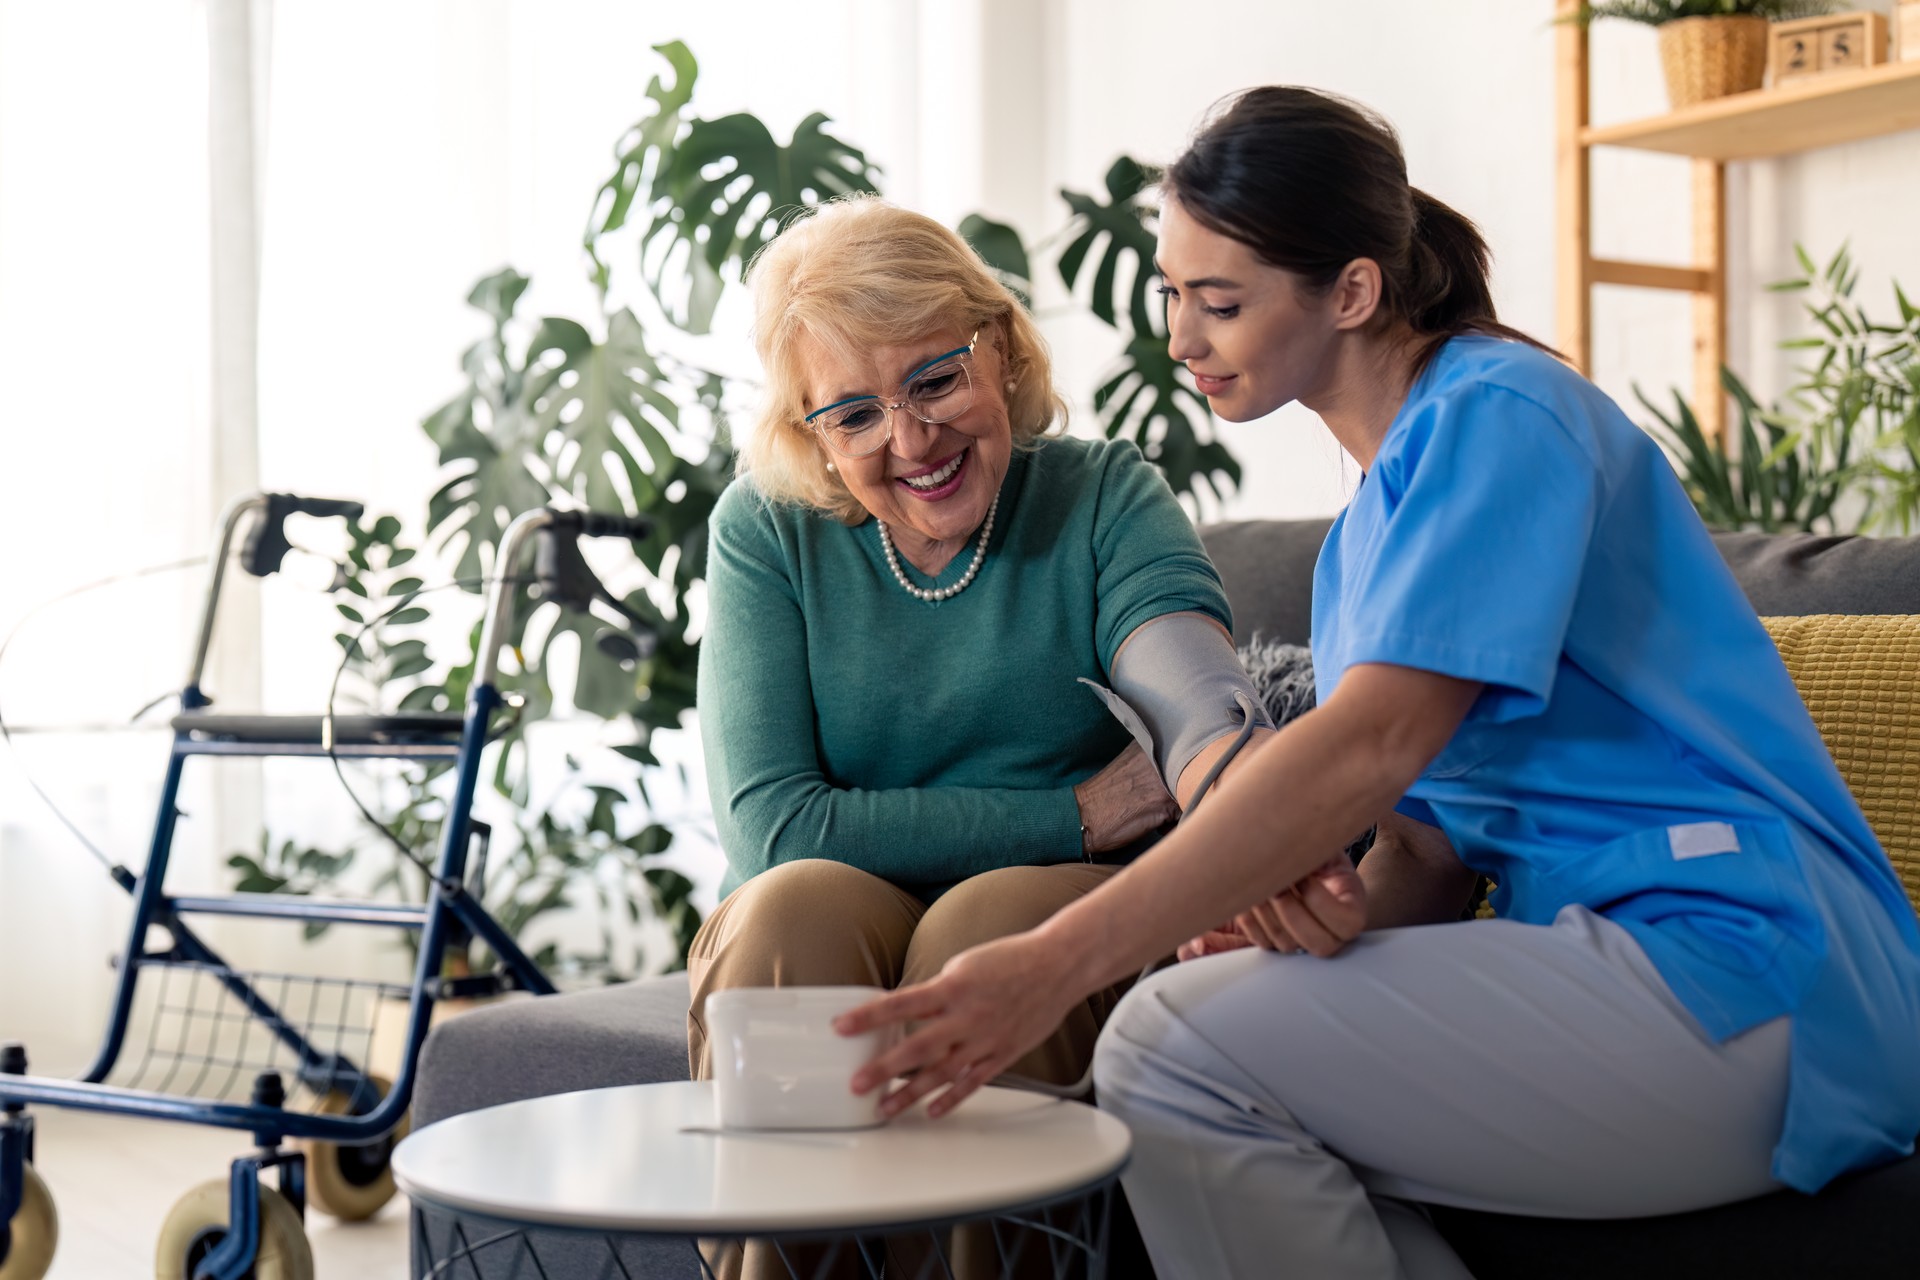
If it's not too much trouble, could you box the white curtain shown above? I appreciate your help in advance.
[0,0,223,1069]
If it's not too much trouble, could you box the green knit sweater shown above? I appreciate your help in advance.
[698,436,1231,899]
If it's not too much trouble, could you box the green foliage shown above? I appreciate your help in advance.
[1639,244,1919,536]
[1638,366,1854,532]
[962,157,1240,507]
[585,41,882,332]
[1059,158,1164,335]
[279,515,698,978]
[1771,243,1920,532]
[228,837,356,942]
[957,213,1033,310]
[421,270,551,585]
[1571,0,1831,25]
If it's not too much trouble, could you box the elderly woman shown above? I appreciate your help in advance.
[689,196,1268,1093]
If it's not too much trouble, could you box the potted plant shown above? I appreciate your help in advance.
[1576,2,1832,106]
[1770,243,1920,532]
[1638,244,1920,536]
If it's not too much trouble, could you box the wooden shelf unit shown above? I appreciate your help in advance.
[1556,3,1920,436]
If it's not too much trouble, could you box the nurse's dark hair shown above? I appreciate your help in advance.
[1164,87,1554,370]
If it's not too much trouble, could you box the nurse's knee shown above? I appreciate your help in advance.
[1093,963,1221,1107]
[1094,950,1317,1114]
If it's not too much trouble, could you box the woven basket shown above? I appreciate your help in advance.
[1658,14,1769,107]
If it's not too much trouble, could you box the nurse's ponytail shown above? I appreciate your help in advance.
[1164,88,1553,372]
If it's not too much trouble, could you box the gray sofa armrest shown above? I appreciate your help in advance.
[413,971,691,1129]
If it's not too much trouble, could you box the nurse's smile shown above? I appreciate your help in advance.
[1189,369,1237,397]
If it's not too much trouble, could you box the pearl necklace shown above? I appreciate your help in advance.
[877,493,1000,603]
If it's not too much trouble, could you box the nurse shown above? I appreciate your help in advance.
[835,86,1920,1278]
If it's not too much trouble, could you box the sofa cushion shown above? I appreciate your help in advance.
[1716,532,1920,617]
[1196,518,1333,647]
[1195,523,1920,647]
[413,971,690,1128]
[1763,614,1920,910]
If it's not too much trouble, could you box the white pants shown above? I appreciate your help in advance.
[1092,906,1791,1279]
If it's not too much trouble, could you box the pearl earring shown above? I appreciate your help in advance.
[826,462,837,472]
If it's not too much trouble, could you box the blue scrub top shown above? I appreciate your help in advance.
[1312,334,1920,1192]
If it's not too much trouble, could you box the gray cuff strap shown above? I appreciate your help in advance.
[1081,613,1274,794]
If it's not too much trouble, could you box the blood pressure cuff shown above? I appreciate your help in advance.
[1078,612,1275,794]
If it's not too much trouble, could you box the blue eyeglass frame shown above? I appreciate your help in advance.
[803,331,979,444]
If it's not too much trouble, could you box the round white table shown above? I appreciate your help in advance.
[395,1081,1133,1278]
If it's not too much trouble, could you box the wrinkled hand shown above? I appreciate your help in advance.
[1074,742,1177,856]
[1177,855,1367,962]
[835,932,1077,1120]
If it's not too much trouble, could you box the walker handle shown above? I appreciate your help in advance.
[550,510,654,541]
[284,496,364,521]
[241,493,367,577]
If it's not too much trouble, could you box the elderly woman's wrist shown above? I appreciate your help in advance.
[1071,784,1097,857]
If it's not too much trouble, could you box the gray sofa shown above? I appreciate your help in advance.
[413,517,1920,1278]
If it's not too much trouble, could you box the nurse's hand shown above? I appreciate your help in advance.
[835,932,1075,1120]
[1179,855,1367,960]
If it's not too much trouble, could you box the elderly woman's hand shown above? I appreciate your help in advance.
[1074,743,1178,856]
[1178,854,1366,961]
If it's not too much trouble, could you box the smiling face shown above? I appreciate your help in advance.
[1156,196,1345,423]
[799,324,1013,561]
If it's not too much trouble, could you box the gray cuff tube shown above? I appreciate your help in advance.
[1082,612,1275,793]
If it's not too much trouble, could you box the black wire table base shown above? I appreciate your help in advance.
[410,1178,1118,1280]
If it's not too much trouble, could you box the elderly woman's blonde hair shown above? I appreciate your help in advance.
[742,196,1067,523]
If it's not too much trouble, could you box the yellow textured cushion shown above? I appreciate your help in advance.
[1761,614,1920,913]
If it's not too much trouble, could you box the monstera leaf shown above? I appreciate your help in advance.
[639,110,881,333]
[423,270,553,583]
[958,213,1033,309]
[524,308,680,516]
[1053,157,1237,503]
[1058,157,1163,334]
[585,43,880,332]
[584,41,698,296]
[1095,333,1241,504]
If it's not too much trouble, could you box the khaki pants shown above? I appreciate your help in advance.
[687,858,1128,1279]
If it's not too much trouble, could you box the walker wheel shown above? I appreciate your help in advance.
[0,1165,57,1280]
[296,1073,407,1221]
[154,1178,312,1280]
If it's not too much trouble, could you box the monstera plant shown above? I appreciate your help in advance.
[587,42,881,333]
[962,157,1240,506]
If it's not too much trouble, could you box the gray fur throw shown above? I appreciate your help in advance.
[1238,636,1320,727]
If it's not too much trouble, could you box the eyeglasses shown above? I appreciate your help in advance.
[804,332,978,459]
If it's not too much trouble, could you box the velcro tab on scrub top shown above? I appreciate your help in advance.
[1668,821,1741,861]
